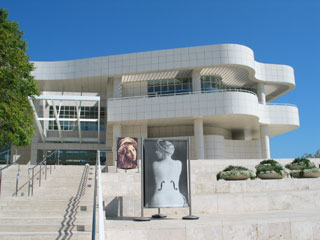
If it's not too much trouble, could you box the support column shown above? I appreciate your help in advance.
[194,119,204,160]
[260,125,270,159]
[112,124,121,162]
[113,77,122,98]
[192,69,201,93]
[257,83,266,104]
[244,129,253,140]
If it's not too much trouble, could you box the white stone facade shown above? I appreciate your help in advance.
[18,44,299,164]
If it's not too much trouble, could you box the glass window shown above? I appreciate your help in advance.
[147,77,192,96]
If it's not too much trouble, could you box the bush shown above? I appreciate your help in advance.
[285,158,315,170]
[255,159,287,176]
[217,165,256,180]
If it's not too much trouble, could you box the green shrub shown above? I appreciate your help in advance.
[217,165,256,180]
[285,158,315,170]
[255,159,287,176]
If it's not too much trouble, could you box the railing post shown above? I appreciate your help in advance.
[39,164,42,187]
[7,150,10,165]
[28,168,31,197]
[50,164,52,174]
[32,168,34,196]
[0,171,2,199]
[45,160,47,180]
[15,171,19,197]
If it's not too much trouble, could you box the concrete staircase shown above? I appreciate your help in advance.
[0,164,95,240]
[103,159,320,240]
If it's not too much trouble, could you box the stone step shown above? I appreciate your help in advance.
[0,232,92,240]
[0,216,92,225]
[104,209,320,240]
[104,189,320,217]
[0,224,93,232]
[0,200,93,207]
[101,175,320,197]
[0,210,92,217]
[0,204,94,212]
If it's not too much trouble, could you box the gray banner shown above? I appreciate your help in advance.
[143,139,189,208]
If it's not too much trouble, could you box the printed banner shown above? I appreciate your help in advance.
[117,137,138,169]
[143,139,189,208]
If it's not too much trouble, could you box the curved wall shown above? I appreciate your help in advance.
[32,44,295,96]
[108,91,299,130]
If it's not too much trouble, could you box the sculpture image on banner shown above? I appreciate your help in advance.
[117,137,138,169]
[143,139,189,208]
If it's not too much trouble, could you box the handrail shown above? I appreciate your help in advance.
[108,90,297,108]
[92,150,105,240]
[26,150,58,197]
[0,149,13,198]
[0,149,12,170]
[265,102,297,107]
[92,160,97,240]
[108,88,257,101]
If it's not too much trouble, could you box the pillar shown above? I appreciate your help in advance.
[192,69,201,93]
[244,129,253,140]
[260,125,270,159]
[194,118,204,160]
[113,77,122,98]
[112,124,121,163]
[257,83,266,105]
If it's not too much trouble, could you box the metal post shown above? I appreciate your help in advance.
[92,154,98,240]
[39,164,42,187]
[134,137,150,221]
[7,151,9,165]
[31,168,34,196]
[50,164,52,174]
[28,168,31,197]
[15,172,19,197]
[183,138,199,220]
[0,171,2,198]
[115,160,118,173]
[45,161,47,180]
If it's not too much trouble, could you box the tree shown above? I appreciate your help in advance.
[302,149,320,158]
[0,9,39,147]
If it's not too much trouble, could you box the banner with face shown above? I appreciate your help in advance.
[117,137,138,169]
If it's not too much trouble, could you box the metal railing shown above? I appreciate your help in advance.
[26,150,58,197]
[92,150,105,240]
[0,149,14,198]
[263,102,298,107]
[108,88,257,101]
[0,149,11,165]
[108,89,297,109]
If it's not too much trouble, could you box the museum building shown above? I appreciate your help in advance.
[14,44,299,165]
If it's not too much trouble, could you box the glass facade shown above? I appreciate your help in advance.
[48,106,105,131]
[46,150,106,165]
[201,75,257,94]
[147,77,192,96]
[201,75,222,91]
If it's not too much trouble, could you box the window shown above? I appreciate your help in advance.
[48,106,105,131]
[201,75,222,92]
[147,77,192,96]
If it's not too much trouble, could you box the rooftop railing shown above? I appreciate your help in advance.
[108,88,257,101]
[109,89,297,108]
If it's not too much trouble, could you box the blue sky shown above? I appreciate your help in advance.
[2,0,319,158]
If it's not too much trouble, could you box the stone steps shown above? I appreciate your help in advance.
[0,232,92,240]
[104,209,320,240]
[0,224,93,232]
[0,216,92,225]
[0,164,94,239]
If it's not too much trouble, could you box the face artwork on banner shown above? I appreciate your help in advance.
[143,139,189,208]
[117,137,138,169]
